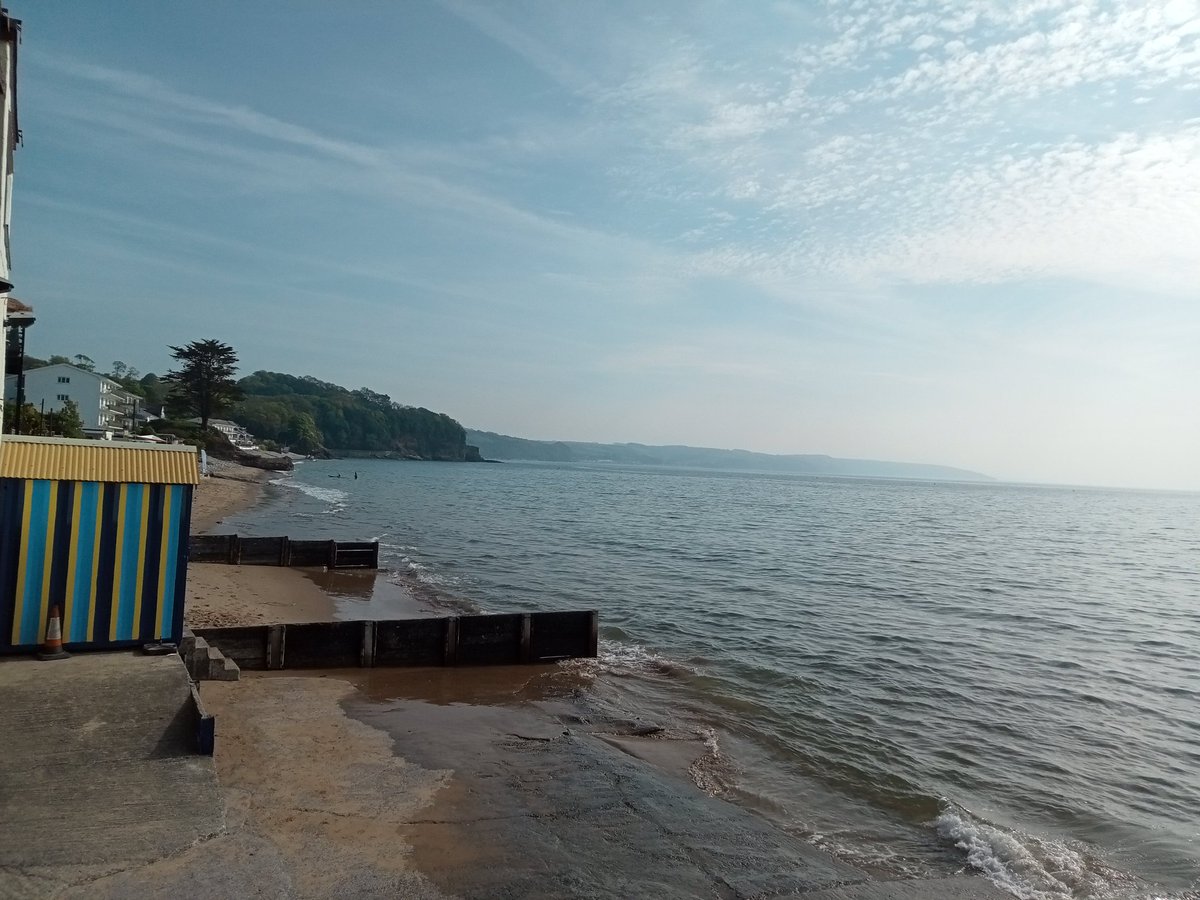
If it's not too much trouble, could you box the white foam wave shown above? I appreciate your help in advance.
[935,804,1151,900]
[404,558,460,588]
[558,639,694,681]
[687,726,739,797]
[269,477,349,511]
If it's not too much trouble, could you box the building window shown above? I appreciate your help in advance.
[57,376,70,383]
[56,394,69,401]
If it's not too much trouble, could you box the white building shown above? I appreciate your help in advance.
[4,363,140,437]
[191,417,257,449]
[0,10,21,443]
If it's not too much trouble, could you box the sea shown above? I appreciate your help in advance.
[217,458,1200,900]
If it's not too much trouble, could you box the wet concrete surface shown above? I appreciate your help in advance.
[344,666,1010,899]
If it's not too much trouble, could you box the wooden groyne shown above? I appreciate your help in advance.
[193,610,599,670]
[189,534,379,569]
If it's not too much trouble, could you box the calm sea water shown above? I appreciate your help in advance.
[219,459,1200,899]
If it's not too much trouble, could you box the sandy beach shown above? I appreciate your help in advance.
[190,460,272,534]
[185,461,337,628]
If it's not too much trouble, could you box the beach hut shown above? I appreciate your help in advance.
[0,436,199,654]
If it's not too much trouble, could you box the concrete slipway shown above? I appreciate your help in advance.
[0,652,222,896]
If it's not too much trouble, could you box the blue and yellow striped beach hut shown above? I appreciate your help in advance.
[0,436,198,653]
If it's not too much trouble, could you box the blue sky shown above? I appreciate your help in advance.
[12,1,1200,489]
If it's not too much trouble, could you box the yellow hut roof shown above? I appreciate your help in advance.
[0,436,200,485]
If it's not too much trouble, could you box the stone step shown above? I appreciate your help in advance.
[211,652,241,682]
[185,635,210,681]
[177,632,240,682]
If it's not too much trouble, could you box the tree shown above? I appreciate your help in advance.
[3,402,40,435]
[138,372,168,407]
[2,399,84,437]
[45,399,84,438]
[286,412,322,454]
[73,354,95,372]
[163,339,242,433]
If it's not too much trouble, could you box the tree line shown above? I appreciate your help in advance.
[231,371,470,458]
[15,341,472,460]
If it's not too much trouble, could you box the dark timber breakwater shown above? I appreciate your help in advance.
[195,610,599,670]
[189,534,379,569]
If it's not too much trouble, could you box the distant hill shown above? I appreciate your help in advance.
[232,372,479,460]
[466,430,992,482]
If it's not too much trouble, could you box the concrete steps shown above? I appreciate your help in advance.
[180,627,240,682]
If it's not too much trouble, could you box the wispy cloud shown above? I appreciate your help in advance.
[574,0,1200,298]
[432,0,596,93]
[29,49,678,280]
[20,2,1200,487]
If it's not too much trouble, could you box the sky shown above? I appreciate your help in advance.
[9,1,1200,489]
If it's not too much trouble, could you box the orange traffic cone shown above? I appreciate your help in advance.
[37,605,71,660]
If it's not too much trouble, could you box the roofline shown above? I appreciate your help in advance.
[4,362,130,388]
[0,435,200,485]
[3,434,196,453]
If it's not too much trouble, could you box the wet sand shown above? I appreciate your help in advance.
[338,665,866,897]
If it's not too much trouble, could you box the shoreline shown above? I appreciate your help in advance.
[190,459,274,534]
[181,461,1010,897]
[186,460,338,628]
[193,665,1009,899]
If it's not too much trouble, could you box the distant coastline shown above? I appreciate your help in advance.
[466,429,992,482]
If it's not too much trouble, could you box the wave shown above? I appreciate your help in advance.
[935,803,1189,900]
[402,557,461,589]
[804,832,934,880]
[376,551,480,615]
[561,639,695,680]
[687,726,739,797]
[268,475,349,512]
